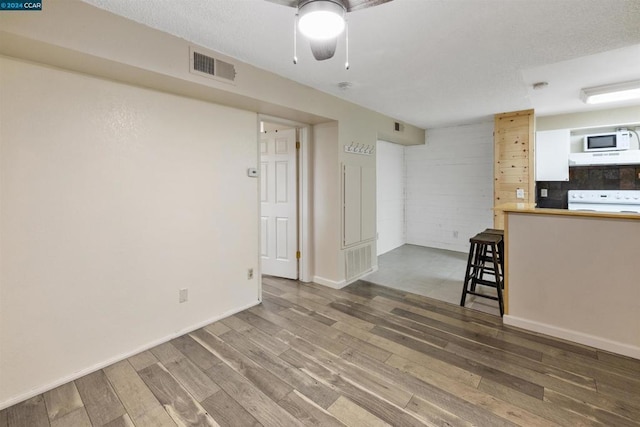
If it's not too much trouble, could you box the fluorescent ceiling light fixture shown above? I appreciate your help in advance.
[298,0,345,40]
[580,80,640,104]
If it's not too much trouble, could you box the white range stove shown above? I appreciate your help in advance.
[568,190,640,213]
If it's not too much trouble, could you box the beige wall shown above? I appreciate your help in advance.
[312,122,342,285]
[506,212,640,358]
[0,1,425,407]
[536,105,640,131]
[0,57,261,406]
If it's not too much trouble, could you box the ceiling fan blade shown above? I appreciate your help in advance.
[265,0,297,7]
[309,38,338,61]
[265,0,393,12]
[344,0,392,12]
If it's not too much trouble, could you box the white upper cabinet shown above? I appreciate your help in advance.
[535,129,570,181]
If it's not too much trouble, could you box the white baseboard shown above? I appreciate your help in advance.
[0,300,261,411]
[312,275,347,289]
[312,266,379,290]
[504,315,640,360]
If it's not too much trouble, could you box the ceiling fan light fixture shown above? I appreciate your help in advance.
[580,80,640,104]
[298,0,345,40]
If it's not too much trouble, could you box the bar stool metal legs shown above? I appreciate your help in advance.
[460,232,504,316]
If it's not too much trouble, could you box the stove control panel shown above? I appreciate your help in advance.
[568,190,640,204]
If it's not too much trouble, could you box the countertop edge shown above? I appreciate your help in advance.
[494,204,640,220]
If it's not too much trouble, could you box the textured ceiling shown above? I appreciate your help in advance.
[82,0,640,129]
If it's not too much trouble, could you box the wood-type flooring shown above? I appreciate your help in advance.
[2,277,639,426]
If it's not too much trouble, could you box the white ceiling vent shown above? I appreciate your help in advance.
[189,47,236,84]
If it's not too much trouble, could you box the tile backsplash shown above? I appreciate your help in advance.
[537,165,640,208]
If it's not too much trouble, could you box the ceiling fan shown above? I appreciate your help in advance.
[267,0,393,65]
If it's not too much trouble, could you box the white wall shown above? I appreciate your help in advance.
[376,141,406,255]
[0,58,260,406]
[405,122,494,253]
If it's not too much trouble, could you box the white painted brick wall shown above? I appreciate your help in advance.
[376,140,406,255]
[405,122,494,253]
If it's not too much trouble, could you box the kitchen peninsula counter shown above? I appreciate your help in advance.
[495,203,640,359]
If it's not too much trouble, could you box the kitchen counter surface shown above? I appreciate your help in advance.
[495,203,640,220]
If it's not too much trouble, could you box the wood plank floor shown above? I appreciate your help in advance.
[2,277,640,426]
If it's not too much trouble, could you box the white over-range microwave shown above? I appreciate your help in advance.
[583,131,631,152]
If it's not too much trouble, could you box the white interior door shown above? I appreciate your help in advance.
[260,128,298,279]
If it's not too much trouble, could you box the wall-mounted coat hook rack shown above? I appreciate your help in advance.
[344,142,374,156]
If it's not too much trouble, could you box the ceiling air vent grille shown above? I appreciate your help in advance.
[190,47,236,84]
[193,51,215,75]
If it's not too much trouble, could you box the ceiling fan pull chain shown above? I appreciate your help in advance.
[293,13,298,65]
[345,19,349,70]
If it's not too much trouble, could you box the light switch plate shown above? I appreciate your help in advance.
[541,189,548,197]
[516,188,525,199]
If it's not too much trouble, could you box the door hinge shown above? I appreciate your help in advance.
[296,141,300,149]
[296,251,301,259]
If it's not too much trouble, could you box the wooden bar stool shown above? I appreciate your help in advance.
[467,229,502,291]
[460,232,504,316]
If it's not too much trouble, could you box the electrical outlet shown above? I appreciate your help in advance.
[179,288,188,303]
[516,188,525,199]
[541,189,548,197]
[247,268,254,280]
